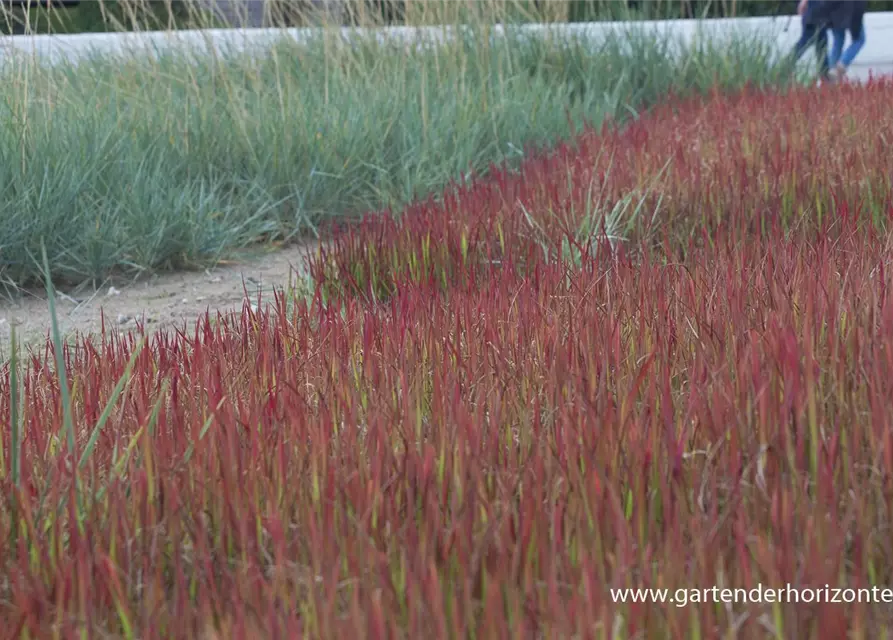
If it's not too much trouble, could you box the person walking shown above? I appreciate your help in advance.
[828,0,868,81]
[792,0,832,79]
[794,0,852,82]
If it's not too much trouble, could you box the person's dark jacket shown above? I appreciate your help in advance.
[803,0,863,31]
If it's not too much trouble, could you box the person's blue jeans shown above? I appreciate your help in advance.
[829,27,866,70]
[792,20,830,77]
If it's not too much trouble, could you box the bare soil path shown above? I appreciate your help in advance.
[0,241,324,355]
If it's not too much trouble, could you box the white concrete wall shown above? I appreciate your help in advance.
[0,12,891,71]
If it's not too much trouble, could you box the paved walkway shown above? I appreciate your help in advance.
[846,61,893,82]
[0,14,891,82]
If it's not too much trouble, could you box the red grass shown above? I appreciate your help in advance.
[3,81,893,638]
[311,79,893,302]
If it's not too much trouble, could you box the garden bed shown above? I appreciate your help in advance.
[3,72,893,638]
[0,23,798,290]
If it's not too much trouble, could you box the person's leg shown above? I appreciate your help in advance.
[793,21,817,60]
[828,27,845,69]
[840,16,866,68]
[815,24,830,78]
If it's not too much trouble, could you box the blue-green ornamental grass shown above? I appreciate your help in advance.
[0,24,802,288]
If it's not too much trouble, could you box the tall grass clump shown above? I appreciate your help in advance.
[0,0,829,35]
[311,78,893,302]
[0,17,800,289]
[3,214,893,637]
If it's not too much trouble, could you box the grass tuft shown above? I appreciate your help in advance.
[0,22,802,290]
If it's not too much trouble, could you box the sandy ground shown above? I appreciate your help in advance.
[0,240,325,354]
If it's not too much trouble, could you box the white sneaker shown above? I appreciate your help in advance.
[834,62,848,81]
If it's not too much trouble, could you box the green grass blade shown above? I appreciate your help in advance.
[9,324,21,488]
[77,335,147,471]
[146,379,168,439]
[41,241,75,457]
[182,408,221,466]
